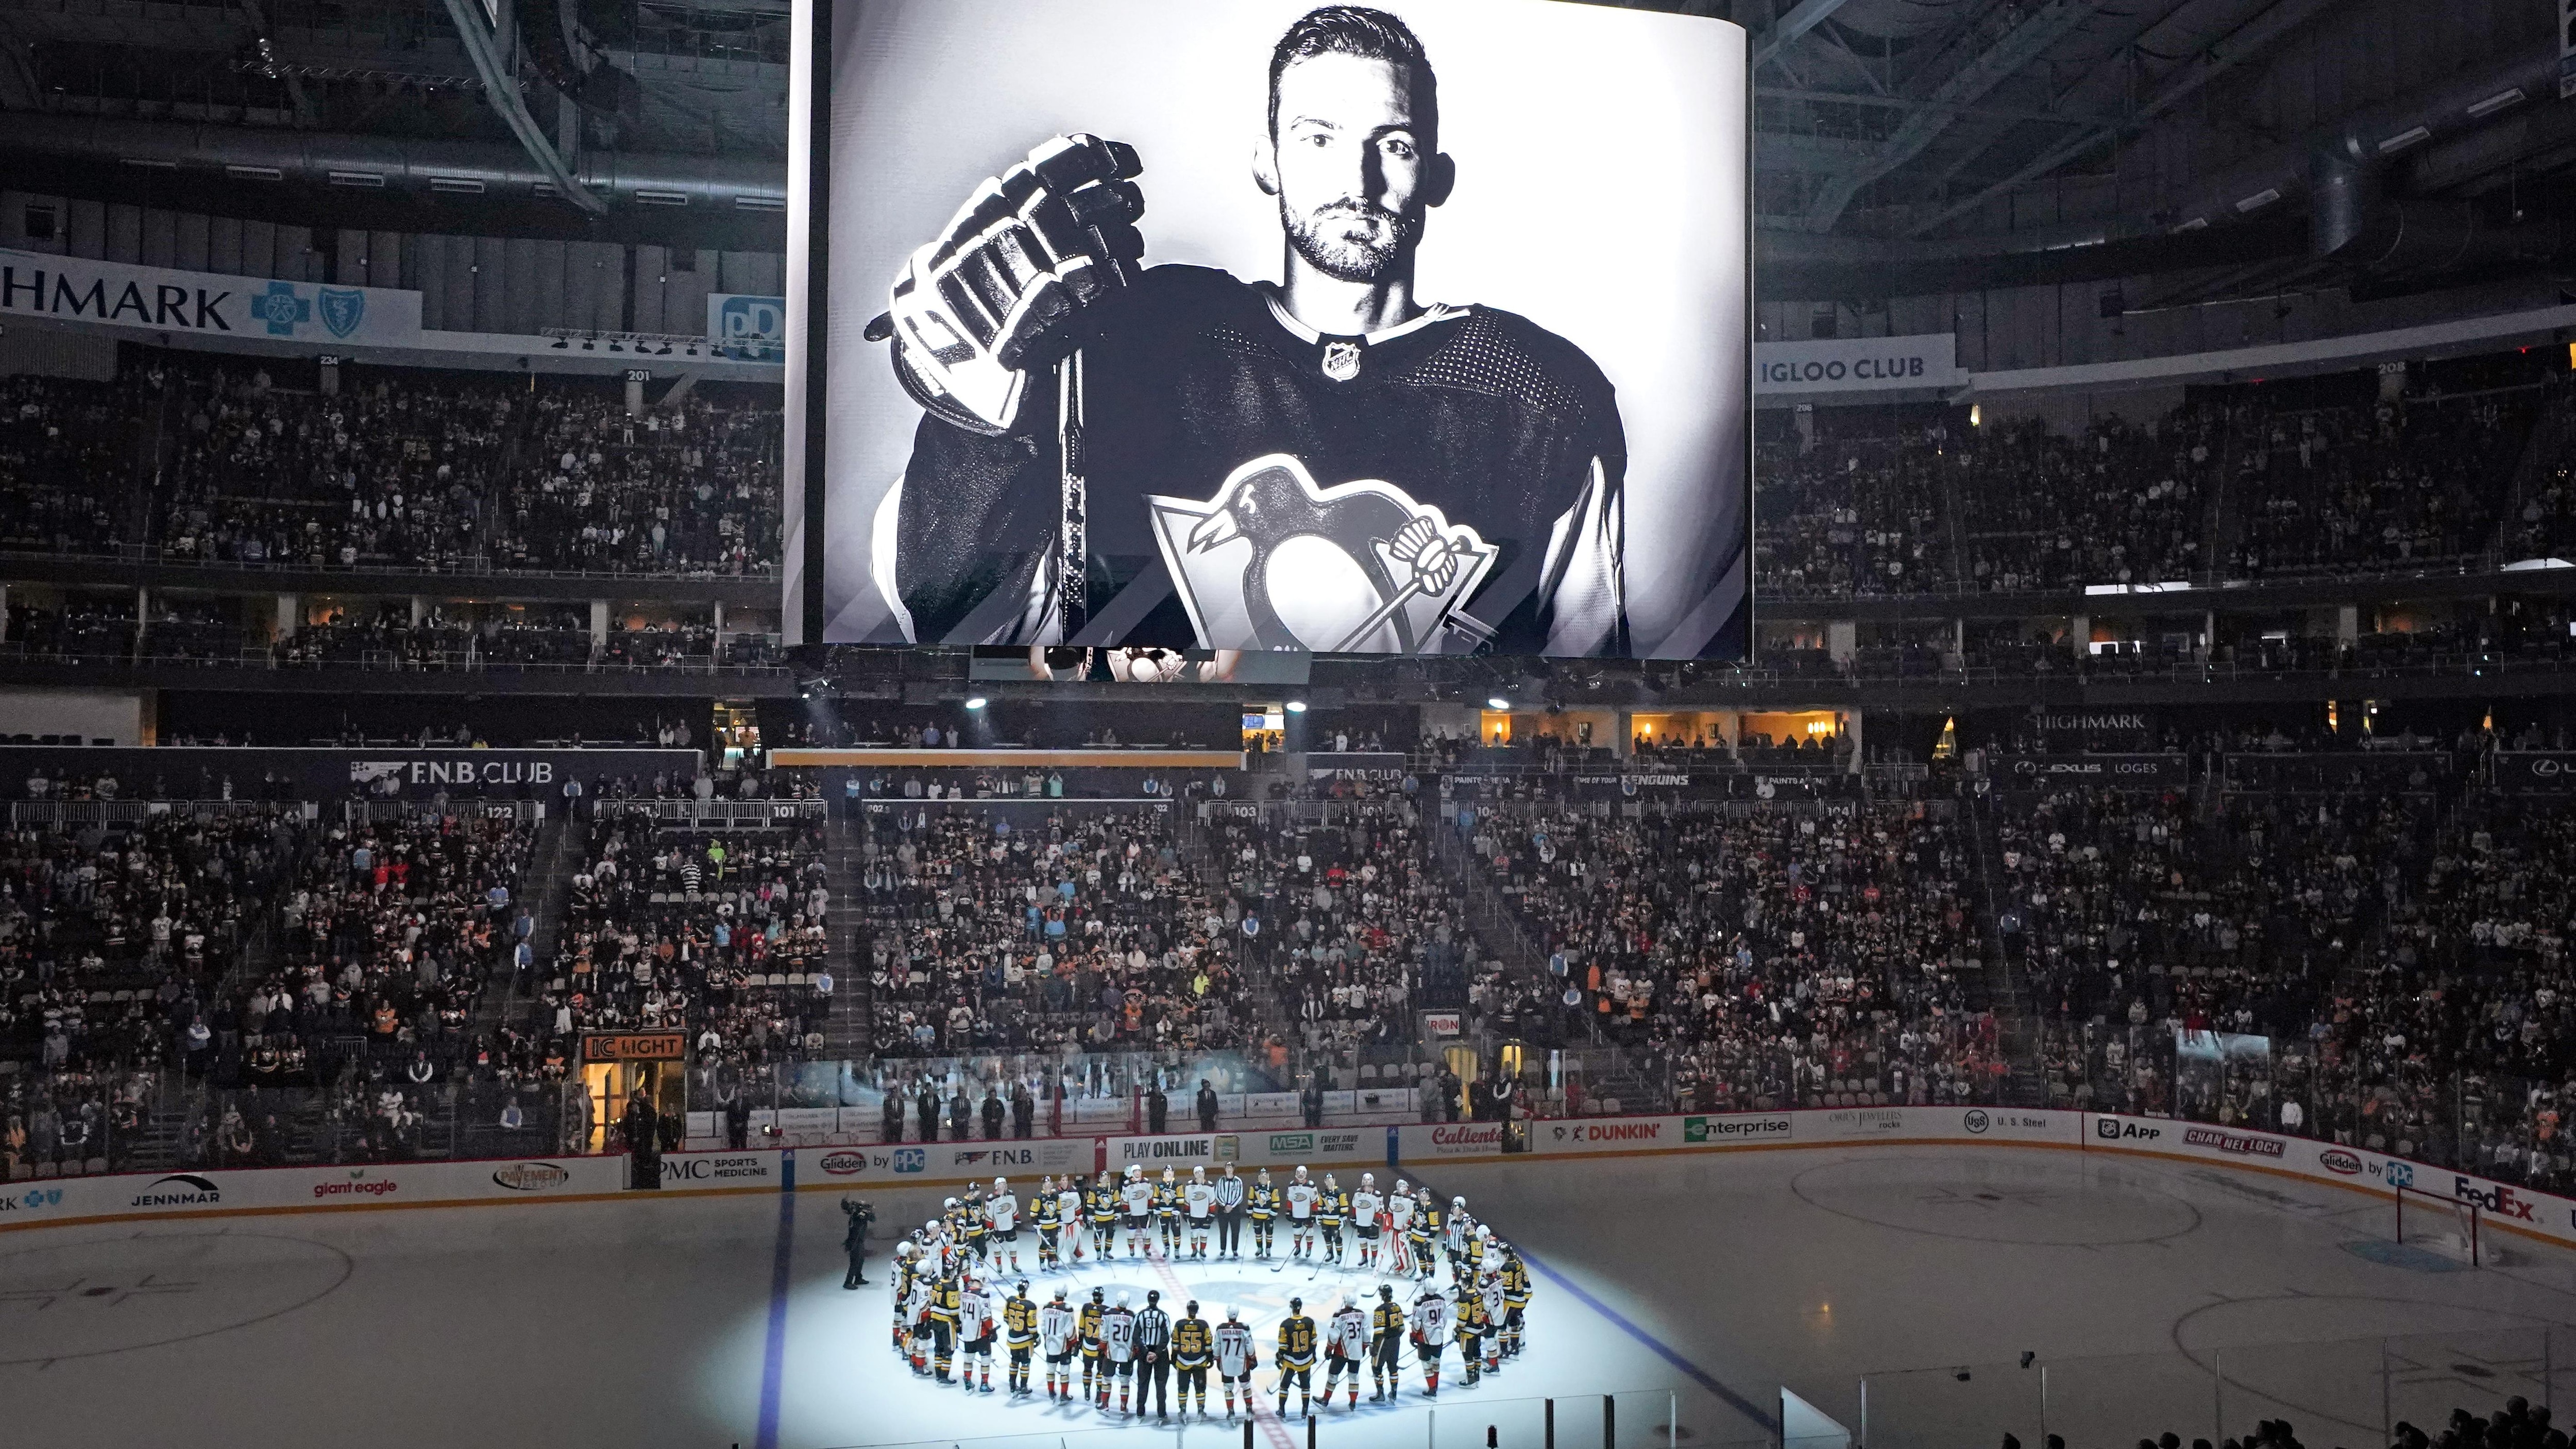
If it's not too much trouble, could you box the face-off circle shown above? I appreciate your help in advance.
[0,1232,351,1363]
[1789,1157,2201,1247]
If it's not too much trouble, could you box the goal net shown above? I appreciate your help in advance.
[2395,1184,2482,1266]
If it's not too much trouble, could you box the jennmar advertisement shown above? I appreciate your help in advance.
[0,1155,624,1230]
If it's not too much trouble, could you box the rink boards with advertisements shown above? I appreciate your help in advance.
[7,1104,2567,1249]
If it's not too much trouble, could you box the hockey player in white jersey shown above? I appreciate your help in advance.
[1323,1295,1370,1410]
[1040,1286,1080,1401]
[1285,1166,1319,1260]
[1057,1177,1088,1265]
[959,1274,997,1393]
[1351,1173,1384,1271]
[988,1177,1022,1273]
[905,1256,937,1373]
[1408,1281,1450,1396]
[1101,1290,1139,1413]
[1184,1165,1217,1259]
[1386,1180,1416,1274]
[1475,1265,1506,1377]
[1121,1167,1156,1260]
[1214,1306,1259,1419]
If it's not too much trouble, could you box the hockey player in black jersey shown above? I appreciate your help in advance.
[868,5,1626,657]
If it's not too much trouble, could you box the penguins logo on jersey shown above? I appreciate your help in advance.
[1148,454,1497,655]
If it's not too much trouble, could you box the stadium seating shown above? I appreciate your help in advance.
[541,805,834,1071]
[1460,801,2002,1111]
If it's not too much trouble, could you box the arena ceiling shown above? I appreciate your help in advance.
[0,0,2566,298]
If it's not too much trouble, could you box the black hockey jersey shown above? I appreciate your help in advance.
[889,265,1626,656]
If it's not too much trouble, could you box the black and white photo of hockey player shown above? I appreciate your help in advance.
[862,5,1633,656]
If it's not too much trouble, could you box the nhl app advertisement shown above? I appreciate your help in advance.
[796,0,1751,658]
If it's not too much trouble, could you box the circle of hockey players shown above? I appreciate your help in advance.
[883,1167,1533,1424]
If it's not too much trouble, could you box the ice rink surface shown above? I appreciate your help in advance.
[9,1145,2576,1448]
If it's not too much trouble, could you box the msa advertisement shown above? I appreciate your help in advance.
[799,0,1752,659]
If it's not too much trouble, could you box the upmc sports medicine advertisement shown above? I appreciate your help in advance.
[796,0,1752,659]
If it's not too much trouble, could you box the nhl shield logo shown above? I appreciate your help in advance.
[317,287,367,339]
[1146,454,1497,655]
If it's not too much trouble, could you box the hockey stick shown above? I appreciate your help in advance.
[1057,349,1089,640]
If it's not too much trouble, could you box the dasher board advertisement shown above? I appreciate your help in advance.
[790,0,1752,659]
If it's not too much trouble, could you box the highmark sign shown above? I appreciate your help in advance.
[0,248,424,347]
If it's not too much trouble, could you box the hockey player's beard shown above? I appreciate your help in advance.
[1283,198,1419,285]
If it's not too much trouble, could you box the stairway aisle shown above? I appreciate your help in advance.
[469,809,578,1041]
[1960,792,2043,1100]
[821,810,871,1059]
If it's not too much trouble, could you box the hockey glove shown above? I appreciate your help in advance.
[868,133,1145,434]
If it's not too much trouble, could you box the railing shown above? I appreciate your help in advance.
[345,798,547,824]
[0,1067,583,1179]
[2020,1001,2576,1204]
[4,545,2571,614]
[0,643,790,677]
[1753,547,2569,603]
[703,1050,1447,1141]
[0,542,777,583]
[854,1390,1725,1449]
[27,1001,2576,1215]
[617,799,827,827]
[1851,1328,2564,1449]
[7,798,320,825]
